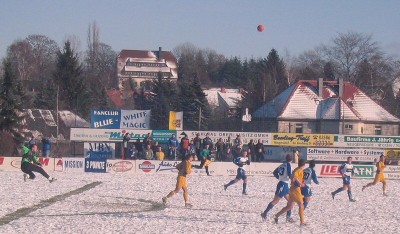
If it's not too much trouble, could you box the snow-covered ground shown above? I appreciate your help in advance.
[1,171,399,234]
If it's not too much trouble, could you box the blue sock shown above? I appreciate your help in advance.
[263,203,274,215]
[226,180,235,187]
[333,187,344,195]
[303,201,309,209]
[347,190,353,200]
[243,183,247,193]
[286,210,291,218]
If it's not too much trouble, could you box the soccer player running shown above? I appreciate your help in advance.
[224,150,250,195]
[362,154,388,196]
[331,156,356,202]
[162,153,194,208]
[261,154,293,222]
[274,159,307,226]
[302,160,319,209]
[21,144,56,182]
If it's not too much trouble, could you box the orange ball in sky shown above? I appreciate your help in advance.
[257,25,265,32]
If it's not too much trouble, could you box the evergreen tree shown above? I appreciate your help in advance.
[54,41,85,115]
[35,77,57,109]
[264,49,288,96]
[0,58,25,143]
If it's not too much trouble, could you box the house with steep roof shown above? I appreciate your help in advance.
[252,79,400,135]
[116,47,178,90]
[203,87,244,117]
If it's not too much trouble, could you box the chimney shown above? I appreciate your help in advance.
[338,78,344,98]
[158,47,162,59]
[318,78,323,97]
[221,87,226,93]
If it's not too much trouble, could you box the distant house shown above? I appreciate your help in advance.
[116,47,178,90]
[203,87,244,117]
[252,79,400,135]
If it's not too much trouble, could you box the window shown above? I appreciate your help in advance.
[375,126,382,135]
[344,124,353,130]
[295,123,303,133]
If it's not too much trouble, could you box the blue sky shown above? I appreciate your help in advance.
[1,0,399,60]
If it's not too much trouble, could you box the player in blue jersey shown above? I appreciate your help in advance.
[261,154,293,222]
[224,150,250,195]
[302,160,319,209]
[331,156,356,202]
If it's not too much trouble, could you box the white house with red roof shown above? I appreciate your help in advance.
[116,47,178,90]
[253,79,400,135]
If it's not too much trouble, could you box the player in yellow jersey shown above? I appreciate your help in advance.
[274,159,306,226]
[162,153,194,208]
[362,154,388,196]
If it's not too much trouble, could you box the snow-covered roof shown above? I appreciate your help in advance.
[253,80,400,122]
[204,88,243,108]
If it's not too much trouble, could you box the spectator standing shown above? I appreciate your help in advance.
[168,134,179,160]
[143,133,154,149]
[223,146,234,162]
[215,138,225,161]
[225,136,233,150]
[247,139,255,162]
[28,136,36,150]
[193,133,202,159]
[122,133,131,159]
[234,134,243,149]
[255,139,265,162]
[202,133,213,149]
[135,138,143,159]
[143,144,154,160]
[129,144,138,160]
[180,134,190,159]
[152,142,160,155]
[41,137,51,157]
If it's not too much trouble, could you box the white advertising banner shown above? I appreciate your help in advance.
[334,135,400,149]
[70,128,152,142]
[0,156,56,172]
[120,110,151,129]
[179,131,271,145]
[106,160,136,173]
[307,148,383,162]
[54,158,85,172]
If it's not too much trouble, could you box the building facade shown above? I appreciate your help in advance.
[116,47,178,90]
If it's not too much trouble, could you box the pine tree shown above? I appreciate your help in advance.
[0,58,25,143]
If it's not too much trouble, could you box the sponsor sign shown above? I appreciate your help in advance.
[385,150,400,160]
[138,161,156,172]
[317,164,374,178]
[91,109,151,129]
[307,148,383,162]
[152,130,176,143]
[84,142,115,159]
[334,135,400,149]
[84,158,107,173]
[264,146,307,161]
[70,128,151,142]
[107,160,134,173]
[180,131,271,145]
[57,158,85,172]
[91,110,121,129]
[271,133,334,147]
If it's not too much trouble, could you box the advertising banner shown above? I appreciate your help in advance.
[106,160,136,173]
[307,148,383,162]
[120,110,150,129]
[315,164,375,178]
[334,135,400,149]
[271,133,334,147]
[90,109,151,130]
[54,158,85,172]
[264,146,307,161]
[385,166,400,179]
[84,142,115,159]
[70,128,151,142]
[385,150,400,160]
[152,130,177,143]
[84,158,107,173]
[179,131,271,145]
[91,110,121,129]
[169,111,183,130]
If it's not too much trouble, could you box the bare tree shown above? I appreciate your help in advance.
[6,40,34,81]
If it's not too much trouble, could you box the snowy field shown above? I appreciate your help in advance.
[1,171,400,234]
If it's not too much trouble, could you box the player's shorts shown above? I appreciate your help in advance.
[175,175,187,189]
[236,168,247,180]
[342,175,351,185]
[289,188,303,203]
[204,159,212,167]
[275,181,290,198]
[373,173,386,183]
[301,185,312,197]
